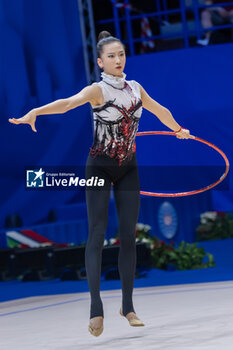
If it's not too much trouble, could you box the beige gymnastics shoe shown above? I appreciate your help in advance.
[120,308,145,326]
[88,316,104,337]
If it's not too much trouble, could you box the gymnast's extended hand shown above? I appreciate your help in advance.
[8,109,37,133]
[174,127,195,139]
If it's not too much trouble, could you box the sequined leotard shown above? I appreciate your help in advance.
[89,72,143,165]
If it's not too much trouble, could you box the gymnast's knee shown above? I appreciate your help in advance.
[86,227,106,250]
[119,234,136,250]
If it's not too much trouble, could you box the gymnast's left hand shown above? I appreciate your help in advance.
[175,128,195,139]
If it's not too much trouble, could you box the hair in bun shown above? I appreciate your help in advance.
[97,31,124,58]
[98,31,112,42]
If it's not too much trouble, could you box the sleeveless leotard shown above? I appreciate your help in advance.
[90,72,143,166]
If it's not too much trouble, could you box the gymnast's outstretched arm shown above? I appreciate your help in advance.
[139,84,194,139]
[8,84,102,133]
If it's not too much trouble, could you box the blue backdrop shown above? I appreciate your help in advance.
[0,1,232,240]
[0,0,92,229]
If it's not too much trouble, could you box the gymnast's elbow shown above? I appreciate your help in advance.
[155,107,171,122]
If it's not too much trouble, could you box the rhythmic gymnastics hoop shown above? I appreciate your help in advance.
[136,131,230,197]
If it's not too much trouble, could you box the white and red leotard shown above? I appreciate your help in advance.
[90,72,143,166]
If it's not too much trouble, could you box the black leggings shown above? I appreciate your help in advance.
[85,152,140,319]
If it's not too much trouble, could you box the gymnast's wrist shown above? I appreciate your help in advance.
[174,126,182,133]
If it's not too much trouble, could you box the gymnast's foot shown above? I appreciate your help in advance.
[88,316,104,337]
[120,308,145,326]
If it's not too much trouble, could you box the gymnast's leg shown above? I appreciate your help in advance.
[113,162,140,317]
[85,158,112,320]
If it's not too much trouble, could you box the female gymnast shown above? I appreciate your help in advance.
[9,31,193,337]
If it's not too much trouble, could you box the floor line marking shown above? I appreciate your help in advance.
[1,284,233,317]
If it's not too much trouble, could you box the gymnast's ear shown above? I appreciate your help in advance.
[97,57,104,69]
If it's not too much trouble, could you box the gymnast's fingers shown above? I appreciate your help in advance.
[183,130,196,139]
[9,117,23,124]
[175,129,195,140]
[9,116,30,124]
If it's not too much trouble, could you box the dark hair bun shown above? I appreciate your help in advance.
[98,31,112,42]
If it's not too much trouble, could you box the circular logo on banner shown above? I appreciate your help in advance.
[158,201,178,239]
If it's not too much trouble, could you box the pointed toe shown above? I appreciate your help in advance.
[88,324,103,337]
[128,318,145,327]
[88,316,104,337]
[120,308,145,327]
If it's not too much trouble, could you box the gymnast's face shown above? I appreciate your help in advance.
[97,42,126,77]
